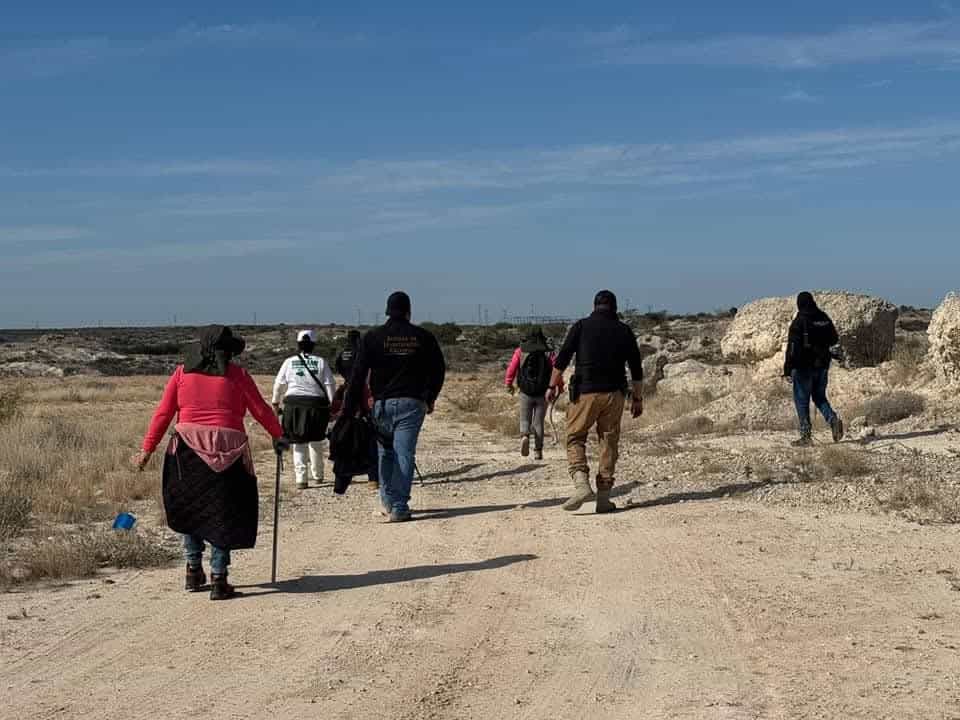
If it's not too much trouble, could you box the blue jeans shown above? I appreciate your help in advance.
[183,534,230,575]
[374,398,427,515]
[792,368,837,433]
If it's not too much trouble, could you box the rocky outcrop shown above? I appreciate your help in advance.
[928,292,960,385]
[721,291,898,367]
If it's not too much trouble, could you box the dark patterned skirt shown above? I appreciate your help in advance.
[162,435,259,550]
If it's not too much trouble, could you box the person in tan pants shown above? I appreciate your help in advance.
[549,291,644,513]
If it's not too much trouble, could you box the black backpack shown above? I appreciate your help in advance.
[517,351,551,397]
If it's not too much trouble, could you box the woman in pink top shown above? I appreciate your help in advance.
[135,325,285,601]
[504,327,562,460]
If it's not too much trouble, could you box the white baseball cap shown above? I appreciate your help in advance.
[297,329,315,343]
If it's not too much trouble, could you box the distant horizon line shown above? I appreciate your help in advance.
[0,299,937,334]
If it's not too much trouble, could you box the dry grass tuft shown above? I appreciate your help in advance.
[448,383,486,413]
[885,340,930,387]
[818,446,872,477]
[639,390,715,427]
[881,478,960,523]
[0,488,32,540]
[657,414,715,438]
[786,451,826,483]
[1,530,178,585]
[857,391,926,426]
[0,383,25,425]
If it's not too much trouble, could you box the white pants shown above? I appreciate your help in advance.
[292,441,325,483]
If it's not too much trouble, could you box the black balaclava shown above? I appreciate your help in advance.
[183,325,245,376]
[520,327,549,353]
[797,292,817,313]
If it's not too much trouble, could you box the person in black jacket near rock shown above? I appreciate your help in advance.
[783,292,844,447]
[345,291,445,522]
[548,290,644,514]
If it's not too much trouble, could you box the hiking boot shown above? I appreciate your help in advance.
[830,416,844,443]
[185,564,206,592]
[791,433,813,448]
[595,488,617,514]
[209,573,236,601]
[561,472,595,512]
[388,510,412,523]
[534,448,543,461]
[520,435,530,458]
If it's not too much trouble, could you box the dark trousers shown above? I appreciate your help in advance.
[792,368,837,433]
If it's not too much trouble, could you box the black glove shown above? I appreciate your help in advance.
[273,437,290,455]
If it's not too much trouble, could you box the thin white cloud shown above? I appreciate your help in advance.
[0,158,289,179]
[586,19,960,69]
[0,21,369,80]
[781,89,823,103]
[9,236,303,267]
[0,225,89,246]
[319,121,960,194]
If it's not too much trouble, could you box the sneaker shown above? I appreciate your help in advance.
[534,448,543,461]
[520,435,530,458]
[296,479,308,490]
[388,510,412,523]
[185,564,206,592]
[830,416,844,443]
[791,435,813,448]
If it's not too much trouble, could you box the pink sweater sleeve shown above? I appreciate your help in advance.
[504,348,522,386]
[143,367,181,452]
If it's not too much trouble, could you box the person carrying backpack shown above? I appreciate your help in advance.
[783,292,844,447]
[272,330,337,489]
[505,327,561,460]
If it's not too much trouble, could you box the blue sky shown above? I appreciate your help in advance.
[2,1,959,326]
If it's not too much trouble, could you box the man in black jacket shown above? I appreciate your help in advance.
[783,291,844,447]
[345,291,446,522]
[548,290,644,514]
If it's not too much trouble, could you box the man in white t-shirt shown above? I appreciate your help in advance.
[272,330,337,488]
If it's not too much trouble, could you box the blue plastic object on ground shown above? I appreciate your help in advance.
[112,512,137,530]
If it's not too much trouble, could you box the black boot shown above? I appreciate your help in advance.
[185,564,206,592]
[595,487,617,514]
[210,573,236,601]
[830,416,844,443]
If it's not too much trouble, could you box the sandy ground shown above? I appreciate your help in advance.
[3,404,960,720]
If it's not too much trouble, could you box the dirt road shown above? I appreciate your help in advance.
[3,408,960,719]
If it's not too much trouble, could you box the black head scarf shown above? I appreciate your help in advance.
[182,325,246,376]
[520,327,549,354]
[796,292,817,313]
